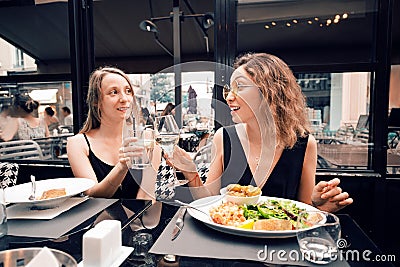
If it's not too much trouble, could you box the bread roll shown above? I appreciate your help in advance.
[253,218,292,231]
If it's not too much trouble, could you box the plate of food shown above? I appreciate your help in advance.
[4,178,95,209]
[186,195,322,238]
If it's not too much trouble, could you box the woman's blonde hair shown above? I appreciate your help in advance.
[80,66,140,133]
[234,53,310,148]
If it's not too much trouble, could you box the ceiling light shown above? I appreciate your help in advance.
[202,13,214,30]
[271,22,276,26]
[264,25,270,29]
[293,19,298,24]
[342,13,348,19]
[308,20,312,24]
[314,17,319,21]
[139,20,158,33]
[286,22,291,27]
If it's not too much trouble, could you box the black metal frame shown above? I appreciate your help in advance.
[68,0,95,133]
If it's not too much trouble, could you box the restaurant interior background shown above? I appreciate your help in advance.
[0,0,399,260]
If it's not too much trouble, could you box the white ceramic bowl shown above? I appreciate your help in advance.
[220,187,261,205]
[0,247,77,267]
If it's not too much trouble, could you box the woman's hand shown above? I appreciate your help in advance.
[165,146,197,174]
[119,136,145,169]
[311,178,353,212]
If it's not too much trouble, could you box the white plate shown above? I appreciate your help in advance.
[4,178,95,209]
[187,195,320,238]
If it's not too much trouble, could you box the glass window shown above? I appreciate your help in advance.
[388,65,400,175]
[295,72,372,170]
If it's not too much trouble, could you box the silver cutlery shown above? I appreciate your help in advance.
[174,200,209,216]
[171,207,187,241]
[28,175,36,201]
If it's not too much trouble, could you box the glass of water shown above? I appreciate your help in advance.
[296,210,341,264]
[129,127,155,169]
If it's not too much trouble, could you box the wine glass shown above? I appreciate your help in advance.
[154,115,184,185]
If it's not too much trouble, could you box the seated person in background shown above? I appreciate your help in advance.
[44,106,60,132]
[62,106,73,126]
[161,102,175,116]
[0,94,49,141]
[67,67,157,199]
[141,106,154,126]
[171,53,353,213]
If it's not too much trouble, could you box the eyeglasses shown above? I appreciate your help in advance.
[223,80,258,100]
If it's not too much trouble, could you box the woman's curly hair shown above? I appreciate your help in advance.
[234,53,310,148]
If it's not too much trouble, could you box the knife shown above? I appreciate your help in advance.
[171,207,187,241]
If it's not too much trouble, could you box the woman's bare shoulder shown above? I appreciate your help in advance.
[67,133,86,146]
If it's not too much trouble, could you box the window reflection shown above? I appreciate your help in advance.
[296,72,372,170]
[0,82,73,162]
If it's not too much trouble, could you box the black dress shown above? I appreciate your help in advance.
[221,126,309,200]
[83,134,140,199]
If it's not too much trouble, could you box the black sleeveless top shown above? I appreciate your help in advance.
[222,126,308,200]
[83,134,140,199]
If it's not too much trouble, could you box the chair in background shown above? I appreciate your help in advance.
[34,139,54,160]
[0,140,43,160]
[355,114,369,131]
[354,129,370,144]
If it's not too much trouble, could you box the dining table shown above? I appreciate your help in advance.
[1,197,395,267]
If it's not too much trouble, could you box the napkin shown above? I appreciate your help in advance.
[7,197,88,220]
[26,247,59,267]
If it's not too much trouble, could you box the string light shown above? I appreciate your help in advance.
[262,13,349,30]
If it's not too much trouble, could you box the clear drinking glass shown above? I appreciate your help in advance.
[123,103,155,169]
[129,232,156,267]
[154,115,180,158]
[154,115,184,185]
[130,126,155,169]
[296,210,341,264]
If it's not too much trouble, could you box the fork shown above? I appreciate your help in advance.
[174,200,209,216]
[28,175,36,201]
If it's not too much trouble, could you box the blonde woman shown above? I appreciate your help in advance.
[67,67,155,198]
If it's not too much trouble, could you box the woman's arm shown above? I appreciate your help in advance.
[170,128,225,198]
[67,134,128,198]
[297,134,353,212]
[297,134,318,205]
